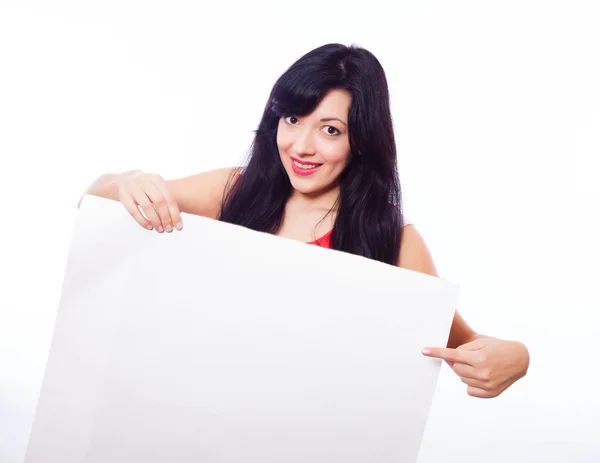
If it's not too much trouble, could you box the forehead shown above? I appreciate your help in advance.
[310,89,351,117]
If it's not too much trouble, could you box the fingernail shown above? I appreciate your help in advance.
[147,225,153,230]
[176,222,183,230]
[157,226,163,233]
[165,224,172,232]
[422,349,431,355]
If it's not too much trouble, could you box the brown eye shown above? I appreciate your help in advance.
[323,125,341,136]
[284,116,299,124]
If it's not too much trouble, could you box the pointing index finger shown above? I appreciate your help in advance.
[422,347,474,365]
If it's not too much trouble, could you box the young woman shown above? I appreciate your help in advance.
[82,43,529,398]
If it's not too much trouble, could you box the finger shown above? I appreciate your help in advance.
[452,362,480,380]
[422,347,475,365]
[143,181,174,232]
[149,177,183,231]
[460,376,487,388]
[130,187,163,232]
[467,386,497,399]
[120,194,153,230]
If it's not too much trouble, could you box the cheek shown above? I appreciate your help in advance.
[277,131,293,153]
[320,143,351,166]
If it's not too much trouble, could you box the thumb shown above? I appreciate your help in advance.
[456,336,489,351]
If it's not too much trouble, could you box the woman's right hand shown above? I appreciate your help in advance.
[117,171,183,233]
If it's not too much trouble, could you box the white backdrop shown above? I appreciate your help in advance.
[0,1,598,462]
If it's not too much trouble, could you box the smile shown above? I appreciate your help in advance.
[293,160,321,170]
[290,157,323,176]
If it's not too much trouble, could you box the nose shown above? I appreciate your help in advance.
[292,126,317,157]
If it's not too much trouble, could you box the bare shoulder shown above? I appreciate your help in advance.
[166,166,241,219]
[397,224,439,277]
[397,223,478,347]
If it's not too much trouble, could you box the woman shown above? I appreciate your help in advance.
[82,43,529,398]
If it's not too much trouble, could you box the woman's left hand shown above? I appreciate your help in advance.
[421,336,530,398]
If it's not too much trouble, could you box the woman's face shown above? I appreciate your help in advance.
[277,89,352,197]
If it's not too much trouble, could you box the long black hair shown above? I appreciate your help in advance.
[218,43,404,266]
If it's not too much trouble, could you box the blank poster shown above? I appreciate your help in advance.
[24,195,459,463]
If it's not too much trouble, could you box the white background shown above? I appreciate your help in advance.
[0,1,598,462]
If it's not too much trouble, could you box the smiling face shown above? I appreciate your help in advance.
[277,89,352,197]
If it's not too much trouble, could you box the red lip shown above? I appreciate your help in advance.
[290,157,322,176]
[290,156,322,166]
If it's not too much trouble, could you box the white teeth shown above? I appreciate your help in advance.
[293,160,320,170]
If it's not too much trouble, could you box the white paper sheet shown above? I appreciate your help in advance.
[24,195,459,463]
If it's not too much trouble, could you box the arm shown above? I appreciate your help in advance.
[81,166,240,220]
[398,224,530,398]
[397,224,479,348]
[164,167,240,219]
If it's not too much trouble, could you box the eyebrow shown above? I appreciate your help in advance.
[320,117,347,126]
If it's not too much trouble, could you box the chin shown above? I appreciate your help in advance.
[288,176,321,194]
[289,175,339,198]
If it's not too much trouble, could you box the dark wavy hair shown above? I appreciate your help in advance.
[218,43,404,266]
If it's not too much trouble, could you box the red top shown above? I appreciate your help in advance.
[307,229,333,248]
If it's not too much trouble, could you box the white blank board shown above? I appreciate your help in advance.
[24,195,459,463]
